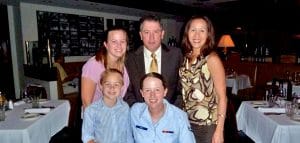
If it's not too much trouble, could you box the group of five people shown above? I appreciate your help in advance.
[81,14,227,143]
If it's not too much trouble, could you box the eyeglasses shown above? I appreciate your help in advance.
[102,82,122,89]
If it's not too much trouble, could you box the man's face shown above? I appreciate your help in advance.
[139,20,165,52]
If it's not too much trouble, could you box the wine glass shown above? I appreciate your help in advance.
[266,89,277,107]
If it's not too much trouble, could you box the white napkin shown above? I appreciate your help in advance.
[24,108,51,114]
[258,107,285,113]
[14,100,25,106]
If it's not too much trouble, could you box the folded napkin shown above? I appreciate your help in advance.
[25,108,51,114]
[258,107,285,113]
[14,100,25,106]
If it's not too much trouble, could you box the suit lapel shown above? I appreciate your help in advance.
[134,47,145,74]
[161,45,170,76]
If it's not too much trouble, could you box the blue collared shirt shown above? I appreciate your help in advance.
[82,97,133,143]
[130,99,196,143]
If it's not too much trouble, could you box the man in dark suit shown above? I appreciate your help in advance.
[124,14,183,107]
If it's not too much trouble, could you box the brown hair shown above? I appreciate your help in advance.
[95,26,128,72]
[140,72,167,89]
[139,14,163,31]
[181,15,215,58]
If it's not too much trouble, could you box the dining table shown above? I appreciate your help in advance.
[0,99,70,143]
[226,74,252,95]
[236,101,300,143]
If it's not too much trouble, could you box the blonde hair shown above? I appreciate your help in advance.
[100,69,124,85]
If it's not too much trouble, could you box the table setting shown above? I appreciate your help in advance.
[236,98,300,143]
[0,98,70,143]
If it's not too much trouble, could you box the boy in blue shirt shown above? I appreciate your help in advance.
[82,69,133,143]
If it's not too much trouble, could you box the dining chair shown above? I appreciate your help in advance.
[24,84,48,99]
[271,78,293,101]
[56,68,81,128]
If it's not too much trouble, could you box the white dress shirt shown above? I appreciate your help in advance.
[143,46,161,74]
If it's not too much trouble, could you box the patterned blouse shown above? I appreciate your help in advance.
[179,55,218,126]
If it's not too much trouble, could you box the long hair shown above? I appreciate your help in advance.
[95,26,128,72]
[181,15,215,58]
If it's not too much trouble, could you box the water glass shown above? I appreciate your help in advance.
[32,96,40,108]
[285,102,293,117]
[267,93,277,107]
[285,102,298,117]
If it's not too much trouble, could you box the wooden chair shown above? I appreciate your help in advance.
[271,78,293,100]
[238,65,257,100]
[56,68,80,128]
[25,84,48,99]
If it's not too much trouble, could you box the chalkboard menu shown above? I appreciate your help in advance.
[37,11,104,56]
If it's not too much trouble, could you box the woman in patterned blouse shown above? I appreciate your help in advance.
[179,15,227,143]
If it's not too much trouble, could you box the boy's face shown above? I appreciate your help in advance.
[100,73,123,100]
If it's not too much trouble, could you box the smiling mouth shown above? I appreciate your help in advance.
[149,99,158,103]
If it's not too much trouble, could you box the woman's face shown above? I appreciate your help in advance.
[104,30,127,60]
[140,77,167,109]
[188,19,208,50]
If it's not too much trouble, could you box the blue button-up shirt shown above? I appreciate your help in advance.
[82,97,133,143]
[130,99,196,143]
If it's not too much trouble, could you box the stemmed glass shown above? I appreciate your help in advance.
[266,89,277,107]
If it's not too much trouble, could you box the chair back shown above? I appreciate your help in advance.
[271,78,292,101]
[25,84,48,99]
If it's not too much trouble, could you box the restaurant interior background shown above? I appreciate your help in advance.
[0,0,300,100]
[0,0,300,142]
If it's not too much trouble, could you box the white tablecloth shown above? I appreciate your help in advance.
[236,101,300,143]
[226,74,252,95]
[63,81,79,94]
[0,100,70,143]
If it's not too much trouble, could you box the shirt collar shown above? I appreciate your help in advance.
[100,96,123,109]
[141,99,170,124]
[143,46,162,58]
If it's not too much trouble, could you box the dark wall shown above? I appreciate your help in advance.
[0,4,15,99]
